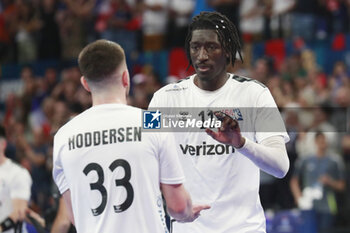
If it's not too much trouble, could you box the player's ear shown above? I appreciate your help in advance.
[226,52,231,64]
[121,70,129,88]
[80,76,91,92]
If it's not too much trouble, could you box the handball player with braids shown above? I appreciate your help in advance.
[149,12,290,233]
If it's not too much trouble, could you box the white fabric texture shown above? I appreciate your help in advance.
[0,159,32,233]
[53,104,185,233]
[238,135,289,178]
[149,73,289,233]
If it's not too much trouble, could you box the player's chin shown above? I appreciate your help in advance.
[195,70,213,80]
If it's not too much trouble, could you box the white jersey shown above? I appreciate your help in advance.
[53,103,185,233]
[0,159,32,233]
[149,74,289,233]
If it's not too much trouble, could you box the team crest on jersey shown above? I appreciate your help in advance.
[233,108,243,121]
[143,110,161,129]
[165,84,188,92]
[221,108,243,121]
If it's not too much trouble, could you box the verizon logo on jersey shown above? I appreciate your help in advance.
[180,142,235,156]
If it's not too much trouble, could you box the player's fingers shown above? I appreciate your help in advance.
[220,117,233,131]
[193,204,211,212]
[228,118,239,130]
[201,204,211,210]
[214,111,234,131]
[205,128,217,139]
[213,111,229,121]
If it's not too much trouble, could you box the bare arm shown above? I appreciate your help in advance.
[10,199,28,222]
[160,183,210,222]
[62,190,75,226]
[0,199,28,232]
[51,197,72,233]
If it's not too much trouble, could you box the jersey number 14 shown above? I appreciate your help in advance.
[83,159,134,216]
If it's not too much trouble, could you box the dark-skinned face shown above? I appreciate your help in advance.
[189,29,228,89]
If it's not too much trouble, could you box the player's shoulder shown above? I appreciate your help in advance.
[229,73,267,91]
[58,104,141,129]
[154,76,192,96]
[6,159,31,177]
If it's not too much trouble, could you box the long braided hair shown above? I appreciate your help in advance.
[185,11,243,68]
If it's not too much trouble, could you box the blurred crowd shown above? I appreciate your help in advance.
[1,0,350,64]
[1,0,350,232]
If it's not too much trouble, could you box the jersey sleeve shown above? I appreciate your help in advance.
[52,133,69,194]
[149,89,167,108]
[10,167,32,200]
[148,93,158,108]
[254,88,290,143]
[153,133,185,184]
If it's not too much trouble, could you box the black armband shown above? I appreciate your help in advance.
[0,217,15,232]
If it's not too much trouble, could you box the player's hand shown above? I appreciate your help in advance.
[26,209,46,228]
[205,111,245,148]
[178,204,211,223]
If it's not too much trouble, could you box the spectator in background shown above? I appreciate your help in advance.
[37,0,61,60]
[190,0,214,18]
[239,0,265,41]
[97,0,141,70]
[129,65,162,109]
[317,0,349,37]
[15,0,41,63]
[0,0,18,63]
[211,0,240,30]
[335,134,350,229]
[167,0,195,48]
[329,61,349,97]
[42,67,59,96]
[296,105,338,158]
[266,0,295,39]
[141,0,169,51]
[290,0,318,42]
[330,86,350,133]
[18,66,37,127]
[239,0,265,67]
[251,57,274,84]
[57,0,96,61]
[290,132,345,233]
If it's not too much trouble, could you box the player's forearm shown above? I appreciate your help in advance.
[237,136,289,178]
[167,191,194,222]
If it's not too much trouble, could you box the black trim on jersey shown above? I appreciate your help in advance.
[176,76,190,83]
[0,217,15,232]
[169,219,176,233]
[232,75,266,88]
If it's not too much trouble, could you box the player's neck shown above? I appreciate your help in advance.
[195,73,229,91]
[91,93,127,106]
